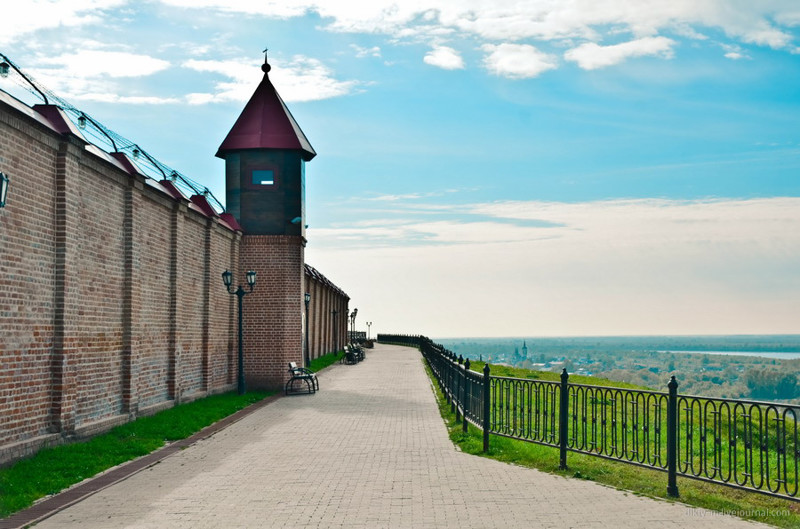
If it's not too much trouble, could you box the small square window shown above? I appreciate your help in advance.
[252,169,275,185]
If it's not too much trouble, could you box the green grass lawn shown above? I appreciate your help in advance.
[308,349,345,372]
[425,360,800,528]
[463,359,798,501]
[0,391,270,518]
[1,351,351,519]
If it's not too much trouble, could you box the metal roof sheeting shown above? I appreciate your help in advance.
[215,62,316,161]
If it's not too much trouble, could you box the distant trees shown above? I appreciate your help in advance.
[436,338,800,404]
[744,369,799,400]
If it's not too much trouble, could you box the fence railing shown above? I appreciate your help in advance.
[349,331,367,342]
[377,333,799,502]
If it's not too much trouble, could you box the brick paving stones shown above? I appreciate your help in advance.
[31,344,768,528]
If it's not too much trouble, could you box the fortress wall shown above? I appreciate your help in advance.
[0,92,350,465]
[0,97,62,462]
[0,96,242,464]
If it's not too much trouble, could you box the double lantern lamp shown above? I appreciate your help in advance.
[222,269,257,394]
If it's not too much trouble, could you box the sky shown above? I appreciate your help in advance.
[1,1,799,338]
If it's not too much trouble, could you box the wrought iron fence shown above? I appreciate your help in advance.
[377,333,799,502]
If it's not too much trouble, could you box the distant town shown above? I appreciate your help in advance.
[438,335,800,404]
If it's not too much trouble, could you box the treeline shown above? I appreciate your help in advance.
[745,368,799,400]
[439,337,800,403]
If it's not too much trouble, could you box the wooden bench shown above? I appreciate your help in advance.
[285,362,319,395]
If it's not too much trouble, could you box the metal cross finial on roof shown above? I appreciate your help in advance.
[261,47,271,74]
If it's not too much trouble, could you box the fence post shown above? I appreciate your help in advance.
[441,350,449,405]
[483,363,491,452]
[667,375,679,497]
[455,355,463,422]
[463,359,470,433]
[449,353,455,413]
[559,368,569,470]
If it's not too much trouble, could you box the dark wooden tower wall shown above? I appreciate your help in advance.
[224,150,305,237]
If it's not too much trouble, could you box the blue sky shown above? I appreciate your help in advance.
[2,1,799,337]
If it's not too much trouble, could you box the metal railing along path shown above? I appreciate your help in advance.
[378,333,799,502]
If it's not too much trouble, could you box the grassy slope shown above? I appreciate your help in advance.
[426,360,800,528]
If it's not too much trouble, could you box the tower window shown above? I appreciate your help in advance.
[252,169,275,186]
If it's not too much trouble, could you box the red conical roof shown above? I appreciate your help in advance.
[215,61,316,160]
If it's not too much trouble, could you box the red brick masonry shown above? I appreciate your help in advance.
[0,91,348,465]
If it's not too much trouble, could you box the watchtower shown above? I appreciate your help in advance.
[216,55,316,389]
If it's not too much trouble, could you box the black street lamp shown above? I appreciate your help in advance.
[349,308,358,342]
[304,292,311,367]
[331,309,338,352]
[0,172,8,208]
[222,269,256,395]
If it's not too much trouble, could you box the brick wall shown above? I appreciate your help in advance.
[70,152,127,430]
[240,235,304,389]
[304,265,349,362]
[0,96,242,464]
[0,91,351,465]
[136,194,173,409]
[0,99,61,462]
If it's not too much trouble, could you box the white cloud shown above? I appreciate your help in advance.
[721,43,750,60]
[351,45,382,58]
[564,36,676,70]
[159,0,310,17]
[0,0,127,46]
[316,197,800,249]
[38,50,170,78]
[182,55,360,103]
[185,92,216,105]
[6,1,798,80]
[307,197,800,336]
[423,46,465,70]
[8,49,355,105]
[72,93,180,104]
[482,43,557,79]
[18,50,172,104]
[366,193,428,201]
[181,58,260,103]
[157,1,800,55]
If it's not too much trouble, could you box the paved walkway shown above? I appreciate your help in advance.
[33,344,765,528]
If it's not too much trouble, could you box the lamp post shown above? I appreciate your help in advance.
[0,172,8,208]
[366,321,372,340]
[331,309,339,352]
[222,269,256,395]
[348,310,353,342]
[304,292,311,367]
[349,308,358,342]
